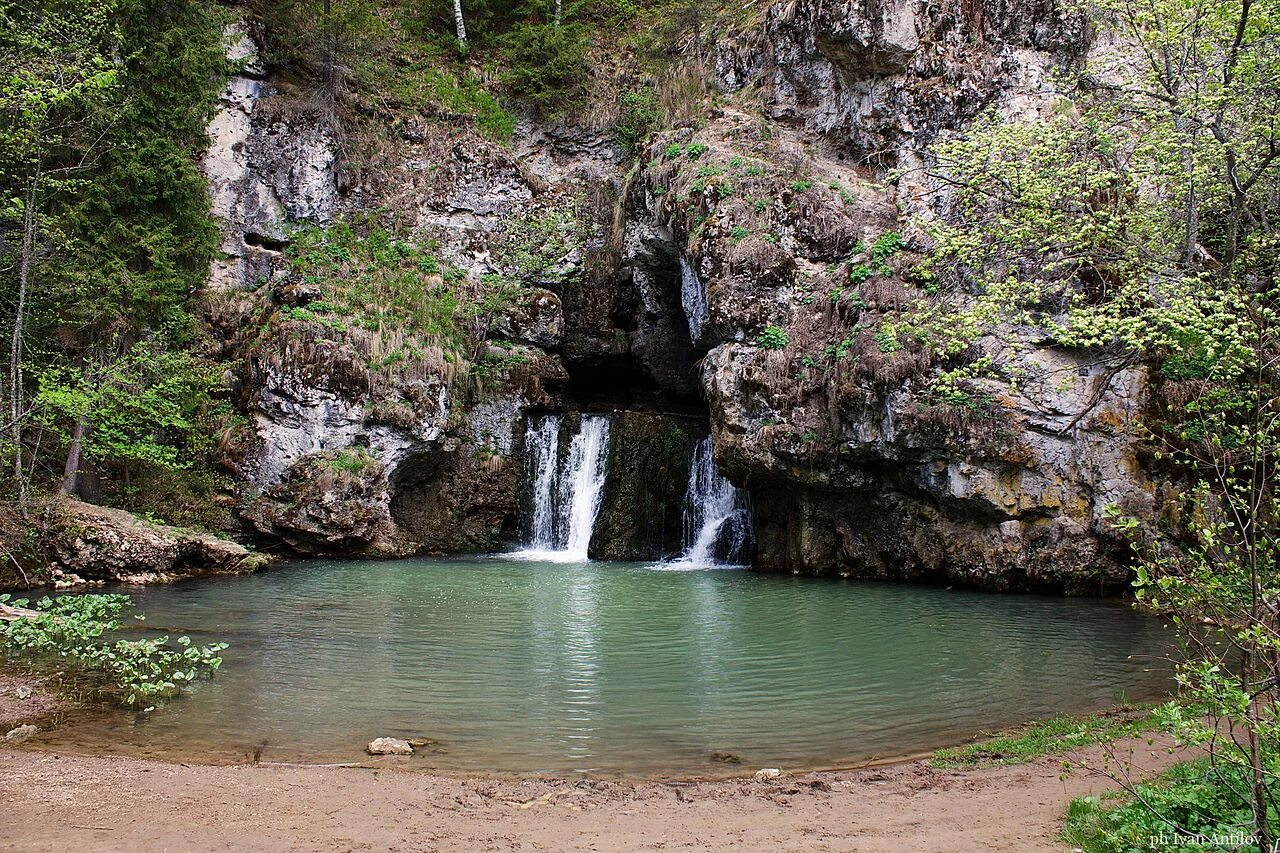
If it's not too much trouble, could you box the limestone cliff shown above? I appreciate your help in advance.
[197,2,1161,591]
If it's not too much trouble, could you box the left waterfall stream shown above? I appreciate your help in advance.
[513,413,612,562]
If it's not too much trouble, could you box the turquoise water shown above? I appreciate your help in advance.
[47,557,1173,775]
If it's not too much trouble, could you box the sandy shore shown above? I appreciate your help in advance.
[0,733,1182,853]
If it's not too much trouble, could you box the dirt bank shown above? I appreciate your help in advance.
[0,735,1182,852]
[0,673,62,733]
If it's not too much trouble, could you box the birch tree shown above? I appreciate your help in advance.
[454,0,467,47]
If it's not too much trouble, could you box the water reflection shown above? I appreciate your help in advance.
[42,557,1175,774]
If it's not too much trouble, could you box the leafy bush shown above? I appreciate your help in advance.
[0,594,227,708]
[875,324,903,353]
[871,231,905,260]
[1064,759,1277,853]
[757,324,789,350]
[849,263,875,285]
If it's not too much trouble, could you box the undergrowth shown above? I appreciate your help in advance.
[932,708,1160,769]
[1064,758,1279,853]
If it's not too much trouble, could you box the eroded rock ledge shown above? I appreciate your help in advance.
[44,500,271,586]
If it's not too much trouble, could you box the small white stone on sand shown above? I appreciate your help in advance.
[366,737,413,756]
[753,768,783,782]
[5,725,38,743]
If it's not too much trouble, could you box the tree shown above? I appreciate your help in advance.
[908,0,1280,844]
[2,0,230,515]
[36,344,224,497]
[454,0,468,47]
[0,0,122,504]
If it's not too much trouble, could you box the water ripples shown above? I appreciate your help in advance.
[51,557,1174,774]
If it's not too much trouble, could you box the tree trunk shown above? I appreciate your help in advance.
[59,417,86,498]
[9,171,38,507]
[454,0,468,46]
[554,0,562,27]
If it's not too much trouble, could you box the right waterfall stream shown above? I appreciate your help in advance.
[672,436,752,567]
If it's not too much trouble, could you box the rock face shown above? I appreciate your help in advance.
[591,412,705,561]
[632,1,1157,591]
[45,500,270,585]
[193,2,1164,591]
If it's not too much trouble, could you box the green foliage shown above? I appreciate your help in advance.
[496,20,591,114]
[1065,759,1276,853]
[874,324,903,354]
[34,344,225,470]
[821,334,857,360]
[0,593,227,707]
[387,64,516,142]
[789,179,814,192]
[469,342,532,378]
[757,324,788,350]
[932,709,1161,769]
[285,219,469,353]
[881,3,1280,848]
[493,205,583,284]
[250,0,386,89]
[685,142,709,160]
[325,446,377,474]
[849,263,875,285]
[870,231,904,261]
[1,0,230,497]
[616,87,660,155]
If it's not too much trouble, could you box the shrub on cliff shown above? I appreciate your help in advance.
[907,0,1280,846]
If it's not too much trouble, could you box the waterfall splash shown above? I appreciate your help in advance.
[664,437,752,569]
[679,255,708,344]
[515,414,612,562]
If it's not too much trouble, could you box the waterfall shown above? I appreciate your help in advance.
[679,255,708,344]
[517,414,612,561]
[524,415,562,551]
[671,437,752,567]
[559,416,611,560]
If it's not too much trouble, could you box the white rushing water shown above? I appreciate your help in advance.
[523,414,562,552]
[679,255,708,344]
[516,414,612,562]
[666,437,751,568]
[559,416,611,560]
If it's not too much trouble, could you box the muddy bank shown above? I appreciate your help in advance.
[0,735,1183,852]
[0,673,64,734]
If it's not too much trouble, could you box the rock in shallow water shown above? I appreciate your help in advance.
[366,737,413,756]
